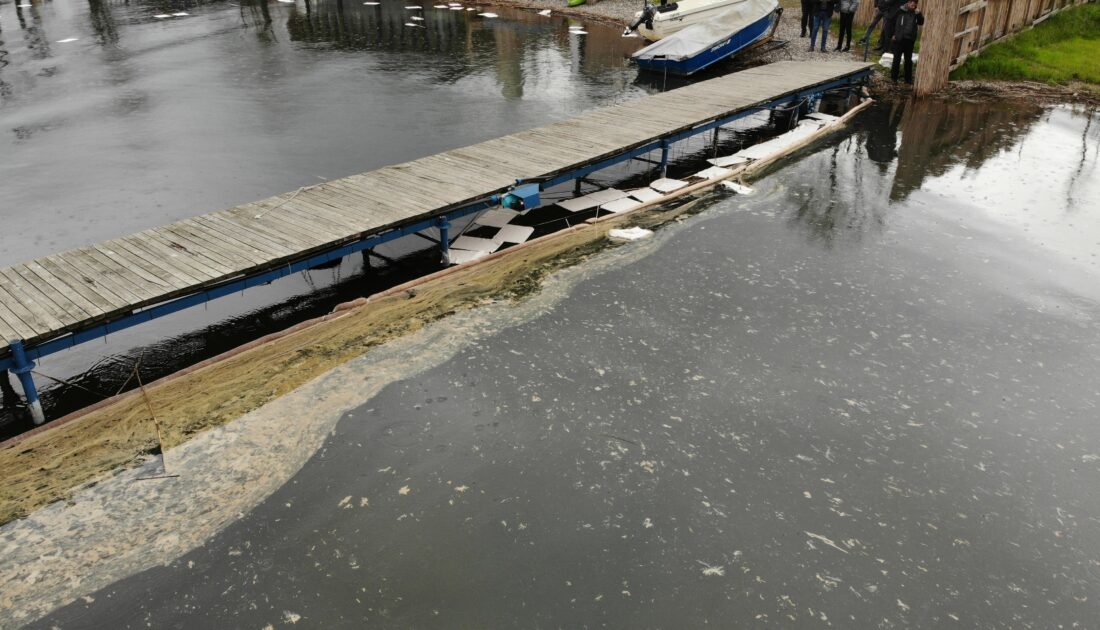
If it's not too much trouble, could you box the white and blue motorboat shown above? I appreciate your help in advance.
[631,0,779,76]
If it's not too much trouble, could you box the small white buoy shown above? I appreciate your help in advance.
[608,227,653,242]
[721,181,754,195]
[478,12,497,17]
[537,9,551,16]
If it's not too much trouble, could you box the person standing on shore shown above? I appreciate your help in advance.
[835,0,858,52]
[877,0,904,51]
[801,0,815,37]
[808,0,836,52]
[890,0,924,83]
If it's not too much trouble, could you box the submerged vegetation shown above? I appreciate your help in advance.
[952,4,1100,85]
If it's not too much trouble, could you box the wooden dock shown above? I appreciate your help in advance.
[0,61,871,390]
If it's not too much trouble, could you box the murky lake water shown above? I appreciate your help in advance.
[0,0,645,430]
[24,100,1100,627]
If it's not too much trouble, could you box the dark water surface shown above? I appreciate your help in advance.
[0,0,644,430]
[30,102,1100,627]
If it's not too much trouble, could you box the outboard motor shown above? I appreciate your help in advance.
[623,0,679,36]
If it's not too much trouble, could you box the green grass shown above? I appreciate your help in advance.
[952,3,1100,84]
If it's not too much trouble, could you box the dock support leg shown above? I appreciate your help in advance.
[711,127,720,157]
[574,178,583,195]
[8,340,45,425]
[659,140,670,178]
[437,217,451,265]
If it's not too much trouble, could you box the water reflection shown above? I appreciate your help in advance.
[783,99,1099,252]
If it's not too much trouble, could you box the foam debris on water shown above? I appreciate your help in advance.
[607,227,653,242]
[721,181,754,195]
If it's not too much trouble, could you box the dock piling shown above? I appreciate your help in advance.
[8,340,45,425]
[437,217,451,265]
[659,140,670,177]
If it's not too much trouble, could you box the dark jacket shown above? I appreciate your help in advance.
[813,0,837,14]
[893,5,924,40]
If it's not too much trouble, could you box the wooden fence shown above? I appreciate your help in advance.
[854,0,1092,95]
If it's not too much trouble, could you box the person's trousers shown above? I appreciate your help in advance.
[891,38,916,83]
[810,12,830,50]
[801,0,814,35]
[863,9,883,43]
[880,10,899,48]
[837,12,854,49]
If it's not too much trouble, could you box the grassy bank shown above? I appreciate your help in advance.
[952,3,1100,84]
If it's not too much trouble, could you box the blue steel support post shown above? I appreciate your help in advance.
[659,140,670,178]
[437,217,451,265]
[8,340,45,425]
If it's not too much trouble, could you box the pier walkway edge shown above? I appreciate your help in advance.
[0,60,873,423]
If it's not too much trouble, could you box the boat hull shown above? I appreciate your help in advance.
[635,0,749,41]
[633,10,775,76]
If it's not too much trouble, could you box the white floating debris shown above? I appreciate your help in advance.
[404,22,422,26]
[600,197,642,213]
[405,5,423,9]
[451,235,502,253]
[172,12,189,16]
[475,208,519,228]
[466,7,477,10]
[277,0,294,3]
[721,181,755,195]
[17,3,32,7]
[557,188,628,212]
[608,227,653,242]
[56,37,79,42]
[707,154,751,168]
[628,188,663,203]
[649,178,688,193]
[734,126,817,160]
[537,9,551,16]
[692,165,733,180]
[410,15,424,20]
[447,249,490,265]
[153,14,172,18]
[478,12,498,17]
[495,224,534,244]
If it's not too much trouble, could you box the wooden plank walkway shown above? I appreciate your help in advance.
[0,61,871,357]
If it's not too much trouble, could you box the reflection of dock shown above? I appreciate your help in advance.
[0,60,872,423]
